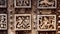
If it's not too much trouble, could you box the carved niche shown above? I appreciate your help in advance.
[0,14,7,30]
[0,0,7,8]
[14,14,31,30]
[37,15,56,31]
[37,0,57,9]
[14,0,31,8]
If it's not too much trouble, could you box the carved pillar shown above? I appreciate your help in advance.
[8,0,15,34]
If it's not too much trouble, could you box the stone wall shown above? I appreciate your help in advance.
[0,0,60,34]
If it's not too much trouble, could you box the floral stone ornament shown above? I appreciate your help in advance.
[14,14,31,30]
[37,15,56,31]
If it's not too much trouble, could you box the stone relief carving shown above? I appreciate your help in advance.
[14,14,31,30]
[37,15,56,31]
[14,0,31,8]
[37,0,57,9]
[0,0,7,7]
[0,14,7,30]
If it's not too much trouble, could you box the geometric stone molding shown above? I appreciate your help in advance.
[14,14,31,30]
[0,14,7,30]
[37,0,57,9]
[0,0,7,8]
[37,15,56,31]
[14,0,31,8]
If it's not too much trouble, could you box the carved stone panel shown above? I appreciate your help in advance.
[0,0,7,8]
[37,0,57,9]
[14,14,31,30]
[37,15,56,31]
[0,14,7,30]
[14,0,31,8]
